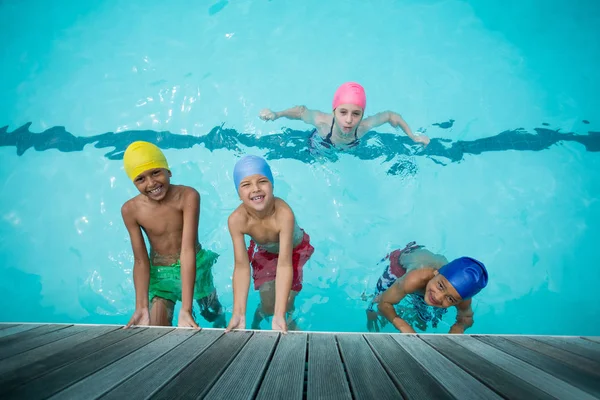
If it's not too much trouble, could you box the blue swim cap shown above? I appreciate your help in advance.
[233,155,274,192]
[438,257,488,300]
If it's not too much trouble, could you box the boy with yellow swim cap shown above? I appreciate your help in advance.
[121,141,225,329]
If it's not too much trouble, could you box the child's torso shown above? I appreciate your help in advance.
[244,202,303,254]
[134,186,197,265]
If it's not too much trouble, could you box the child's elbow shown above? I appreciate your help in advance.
[296,105,307,117]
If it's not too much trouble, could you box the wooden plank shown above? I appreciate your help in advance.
[336,334,402,400]
[506,336,600,372]
[152,330,252,399]
[365,334,454,399]
[0,324,18,330]
[50,328,194,400]
[392,335,501,400]
[446,335,590,399]
[0,324,43,339]
[0,324,69,346]
[4,328,169,400]
[0,325,89,360]
[256,333,307,400]
[100,329,222,400]
[583,336,600,344]
[0,327,146,397]
[477,335,600,398]
[0,325,118,376]
[306,334,352,400]
[205,332,279,400]
[532,336,600,362]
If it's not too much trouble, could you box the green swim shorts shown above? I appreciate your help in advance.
[149,247,219,304]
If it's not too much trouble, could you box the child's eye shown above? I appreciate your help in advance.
[153,170,160,175]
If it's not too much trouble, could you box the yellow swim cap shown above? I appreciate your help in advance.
[123,141,169,180]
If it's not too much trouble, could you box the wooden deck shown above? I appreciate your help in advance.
[0,323,598,399]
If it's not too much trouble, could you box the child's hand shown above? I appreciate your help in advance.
[225,314,246,333]
[259,108,277,121]
[413,135,430,147]
[124,307,150,329]
[272,315,288,334]
[177,309,200,330]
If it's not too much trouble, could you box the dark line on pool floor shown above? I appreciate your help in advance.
[0,122,598,176]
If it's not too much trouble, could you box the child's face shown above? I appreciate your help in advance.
[238,174,273,211]
[133,168,171,201]
[334,104,364,133]
[424,271,462,308]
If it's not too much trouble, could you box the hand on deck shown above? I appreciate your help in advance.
[177,309,200,330]
[124,307,150,328]
[272,315,288,334]
[225,314,246,332]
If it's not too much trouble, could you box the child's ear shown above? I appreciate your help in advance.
[433,270,439,276]
[166,169,172,177]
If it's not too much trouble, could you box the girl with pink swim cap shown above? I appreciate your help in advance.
[259,82,430,147]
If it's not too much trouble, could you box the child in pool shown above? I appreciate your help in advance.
[226,155,314,333]
[366,242,488,333]
[259,82,430,148]
[121,141,226,329]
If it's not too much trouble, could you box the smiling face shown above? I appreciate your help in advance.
[133,168,171,201]
[334,104,364,134]
[238,174,274,212]
[423,271,463,308]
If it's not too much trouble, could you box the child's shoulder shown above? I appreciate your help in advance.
[402,268,435,292]
[171,184,199,199]
[274,197,293,211]
[121,195,143,214]
[228,204,249,226]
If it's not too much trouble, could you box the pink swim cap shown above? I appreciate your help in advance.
[332,82,366,111]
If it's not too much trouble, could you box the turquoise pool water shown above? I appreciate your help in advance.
[1,0,599,335]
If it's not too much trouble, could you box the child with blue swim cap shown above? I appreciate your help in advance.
[226,155,314,333]
[368,242,488,333]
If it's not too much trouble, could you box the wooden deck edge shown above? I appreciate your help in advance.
[0,322,598,339]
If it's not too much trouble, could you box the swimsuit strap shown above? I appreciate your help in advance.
[324,118,335,144]
[325,117,359,146]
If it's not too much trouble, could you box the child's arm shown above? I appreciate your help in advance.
[272,207,296,333]
[358,111,430,146]
[449,299,474,334]
[121,202,151,328]
[378,270,428,333]
[178,188,201,328]
[377,278,416,333]
[225,212,252,332]
[259,106,329,128]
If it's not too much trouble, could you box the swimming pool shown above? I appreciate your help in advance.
[1,0,599,335]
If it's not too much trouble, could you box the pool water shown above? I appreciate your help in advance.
[1,0,599,335]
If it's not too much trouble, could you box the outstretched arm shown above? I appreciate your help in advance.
[225,212,252,332]
[259,106,329,128]
[178,188,201,328]
[121,202,151,328]
[359,111,429,146]
[272,207,295,333]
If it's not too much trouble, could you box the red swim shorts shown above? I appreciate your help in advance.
[247,231,314,292]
